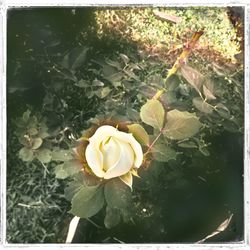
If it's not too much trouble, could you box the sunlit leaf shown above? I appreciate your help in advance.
[152,144,177,162]
[55,160,82,179]
[203,85,216,100]
[95,86,111,98]
[153,10,182,23]
[164,109,202,140]
[193,97,214,114]
[31,137,43,150]
[52,149,74,161]
[127,123,149,145]
[140,99,165,130]
[119,53,130,64]
[55,164,68,179]
[69,185,104,218]
[203,79,216,100]
[19,147,34,162]
[36,148,52,163]
[92,79,105,87]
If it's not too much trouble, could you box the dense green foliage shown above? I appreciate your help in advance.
[95,7,241,61]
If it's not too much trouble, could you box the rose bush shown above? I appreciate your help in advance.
[85,125,143,188]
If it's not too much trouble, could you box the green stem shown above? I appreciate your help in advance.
[144,129,163,157]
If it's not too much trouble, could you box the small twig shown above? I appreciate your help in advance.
[144,129,163,157]
[86,218,102,229]
[38,160,49,178]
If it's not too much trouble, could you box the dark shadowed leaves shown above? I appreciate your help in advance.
[70,185,104,218]
[104,206,121,229]
[152,144,177,162]
[104,178,132,209]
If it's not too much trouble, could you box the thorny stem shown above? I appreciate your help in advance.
[153,30,204,100]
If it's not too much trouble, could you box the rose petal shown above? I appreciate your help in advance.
[89,125,117,144]
[85,142,104,178]
[115,132,143,168]
[104,139,134,179]
[101,137,121,171]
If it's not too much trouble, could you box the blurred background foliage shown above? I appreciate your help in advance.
[7,7,244,243]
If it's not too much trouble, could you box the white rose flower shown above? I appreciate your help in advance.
[85,125,143,188]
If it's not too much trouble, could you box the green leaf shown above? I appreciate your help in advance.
[140,99,165,130]
[166,75,180,91]
[92,79,104,87]
[215,103,230,119]
[52,149,74,161]
[160,91,177,105]
[55,164,68,179]
[104,178,132,209]
[76,79,89,88]
[55,160,82,179]
[31,137,43,150]
[203,80,216,100]
[69,185,104,218]
[164,109,202,140]
[28,127,38,136]
[119,53,130,64]
[203,85,216,100]
[95,87,111,98]
[192,97,214,114]
[147,74,165,87]
[180,65,203,93]
[19,147,34,162]
[104,206,121,229]
[65,181,82,201]
[126,108,140,121]
[18,136,30,147]
[127,123,149,145]
[36,148,52,163]
[62,46,88,70]
[177,141,197,148]
[106,59,122,70]
[152,144,177,162]
[22,110,31,123]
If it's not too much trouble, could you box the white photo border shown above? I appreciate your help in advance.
[0,1,249,249]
